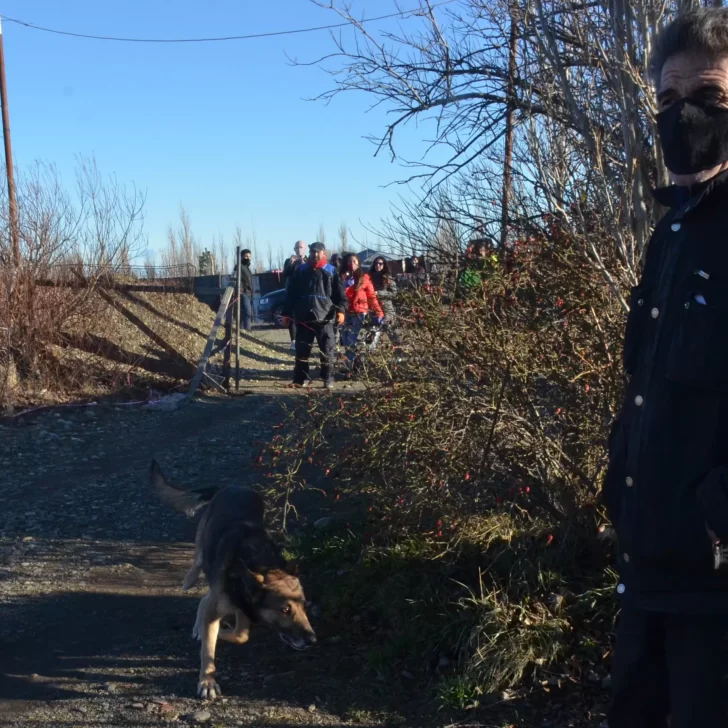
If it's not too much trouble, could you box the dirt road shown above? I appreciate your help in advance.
[0,329,393,728]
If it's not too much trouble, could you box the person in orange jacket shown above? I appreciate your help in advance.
[341,254,384,369]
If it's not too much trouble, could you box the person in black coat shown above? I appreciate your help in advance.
[282,240,307,350]
[282,242,345,389]
[604,9,728,727]
[238,249,254,331]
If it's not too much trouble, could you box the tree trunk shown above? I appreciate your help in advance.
[500,5,519,249]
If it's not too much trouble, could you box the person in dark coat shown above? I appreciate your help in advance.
[330,253,343,274]
[329,253,344,351]
[282,240,307,350]
[238,248,254,331]
[282,242,345,389]
[603,9,728,727]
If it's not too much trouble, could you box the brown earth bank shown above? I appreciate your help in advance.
[4,289,297,412]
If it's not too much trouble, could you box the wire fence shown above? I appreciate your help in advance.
[41,262,198,283]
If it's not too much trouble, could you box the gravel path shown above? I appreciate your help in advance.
[0,331,388,728]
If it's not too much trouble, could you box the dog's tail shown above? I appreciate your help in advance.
[150,460,218,518]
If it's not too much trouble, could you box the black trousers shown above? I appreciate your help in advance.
[610,606,728,727]
[293,321,335,384]
[241,294,252,331]
[225,295,252,331]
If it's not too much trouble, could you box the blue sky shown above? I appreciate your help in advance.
[2,1,432,265]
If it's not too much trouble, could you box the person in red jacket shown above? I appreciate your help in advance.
[341,254,384,369]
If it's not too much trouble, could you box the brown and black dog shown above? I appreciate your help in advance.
[150,461,316,699]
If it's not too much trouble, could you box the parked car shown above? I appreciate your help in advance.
[257,288,287,326]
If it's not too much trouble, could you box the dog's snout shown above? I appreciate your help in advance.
[305,633,317,646]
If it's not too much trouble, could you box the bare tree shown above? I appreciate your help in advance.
[161,225,179,270]
[306,0,676,306]
[144,251,156,280]
[0,157,146,403]
[338,221,349,253]
[74,157,146,274]
[245,229,264,274]
[178,205,197,270]
[160,204,200,273]
[235,227,265,274]
[316,223,327,245]
[212,234,229,274]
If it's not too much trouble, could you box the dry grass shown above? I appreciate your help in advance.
[265,225,626,713]
[4,289,214,409]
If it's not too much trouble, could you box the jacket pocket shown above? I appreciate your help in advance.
[672,489,715,575]
[666,295,728,391]
[697,468,728,545]
[637,484,715,576]
[624,286,648,375]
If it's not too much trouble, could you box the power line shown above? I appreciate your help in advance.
[0,4,451,44]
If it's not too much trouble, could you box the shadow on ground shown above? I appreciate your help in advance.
[0,395,429,726]
[0,586,420,724]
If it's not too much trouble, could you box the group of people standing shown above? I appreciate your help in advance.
[281,239,398,388]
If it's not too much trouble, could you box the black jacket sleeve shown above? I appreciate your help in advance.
[283,267,299,318]
[698,470,728,542]
[330,272,346,315]
[282,258,293,289]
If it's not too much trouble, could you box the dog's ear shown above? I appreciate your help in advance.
[284,559,299,576]
[228,558,266,596]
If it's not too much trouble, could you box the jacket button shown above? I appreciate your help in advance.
[685,302,690,309]
[635,395,644,406]
[651,308,659,318]
[671,222,681,232]
[625,476,634,487]
[617,584,626,594]
[623,553,630,563]
[637,299,644,306]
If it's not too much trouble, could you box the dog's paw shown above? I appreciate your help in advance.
[191,622,202,641]
[197,676,221,700]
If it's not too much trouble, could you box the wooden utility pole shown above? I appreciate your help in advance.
[0,18,19,269]
[235,246,241,391]
[500,6,518,249]
[223,308,232,389]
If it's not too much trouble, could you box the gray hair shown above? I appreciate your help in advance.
[651,8,728,86]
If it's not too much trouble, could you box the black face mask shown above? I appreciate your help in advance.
[657,98,728,176]
[242,259,251,267]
